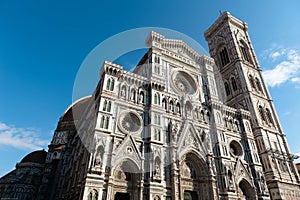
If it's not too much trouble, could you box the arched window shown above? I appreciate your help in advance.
[100,116,105,128]
[219,47,230,67]
[107,101,111,112]
[88,192,93,200]
[259,106,266,122]
[104,116,109,129]
[255,77,263,92]
[249,75,256,89]
[228,119,233,130]
[176,103,181,115]
[154,129,161,141]
[266,108,273,124]
[231,77,238,91]
[131,89,136,101]
[121,85,126,98]
[102,100,111,112]
[100,116,109,129]
[225,82,231,96]
[106,78,114,91]
[240,40,251,62]
[162,98,167,110]
[103,100,107,111]
[245,121,251,133]
[200,110,205,121]
[169,101,174,113]
[93,191,98,200]
[154,93,160,105]
[235,121,239,132]
[139,91,145,104]
[106,79,111,90]
[154,65,160,74]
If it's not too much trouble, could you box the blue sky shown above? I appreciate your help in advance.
[1,0,300,176]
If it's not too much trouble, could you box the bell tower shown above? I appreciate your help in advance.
[205,12,300,199]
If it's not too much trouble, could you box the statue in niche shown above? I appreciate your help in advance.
[115,169,126,181]
[130,90,135,101]
[139,92,144,103]
[154,162,161,179]
[121,87,126,98]
[181,161,191,178]
[170,119,180,141]
[94,158,102,167]
[228,170,233,186]
[260,175,266,192]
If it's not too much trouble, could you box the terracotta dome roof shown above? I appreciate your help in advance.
[60,96,91,122]
[20,150,47,164]
[55,96,91,132]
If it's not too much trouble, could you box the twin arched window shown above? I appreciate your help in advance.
[240,40,251,63]
[249,75,255,89]
[100,115,110,129]
[102,100,111,112]
[255,77,262,92]
[266,108,273,124]
[231,77,238,91]
[225,77,238,97]
[88,190,98,200]
[219,47,230,67]
[249,75,263,94]
[225,82,231,96]
[259,106,266,122]
[106,78,115,91]
[259,106,273,125]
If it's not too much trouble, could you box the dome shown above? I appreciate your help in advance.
[20,150,47,164]
[55,96,91,131]
[60,96,91,122]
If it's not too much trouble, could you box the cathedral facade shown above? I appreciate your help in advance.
[1,12,300,200]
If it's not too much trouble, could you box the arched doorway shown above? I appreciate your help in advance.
[238,179,256,200]
[184,190,198,200]
[114,192,130,200]
[180,152,213,200]
[112,159,141,200]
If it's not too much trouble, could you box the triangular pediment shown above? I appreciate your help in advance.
[177,122,208,158]
[234,158,253,184]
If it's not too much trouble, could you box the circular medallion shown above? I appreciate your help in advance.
[118,110,142,135]
[171,70,197,95]
[229,140,243,157]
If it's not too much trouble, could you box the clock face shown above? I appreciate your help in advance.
[171,70,197,95]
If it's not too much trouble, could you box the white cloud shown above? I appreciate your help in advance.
[270,51,282,60]
[0,122,50,150]
[291,77,300,83]
[262,49,300,87]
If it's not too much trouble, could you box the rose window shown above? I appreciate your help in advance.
[229,140,243,157]
[171,70,197,95]
[118,110,142,135]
